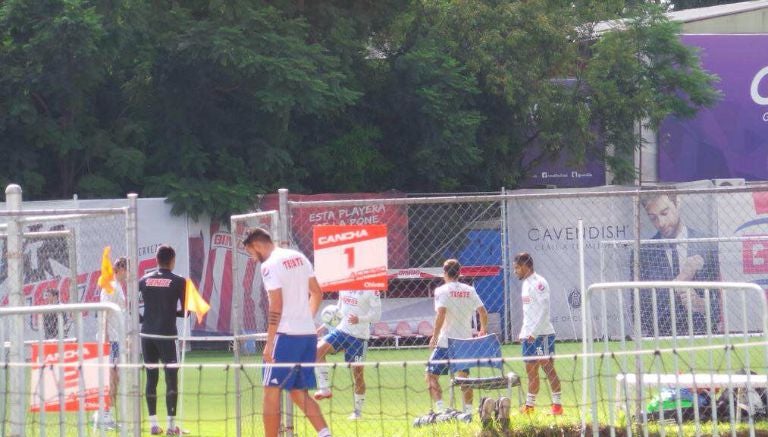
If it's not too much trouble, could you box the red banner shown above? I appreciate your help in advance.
[261,192,409,269]
[30,343,111,412]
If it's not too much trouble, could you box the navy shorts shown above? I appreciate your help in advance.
[323,329,367,363]
[263,334,317,390]
[521,334,556,361]
[426,347,470,375]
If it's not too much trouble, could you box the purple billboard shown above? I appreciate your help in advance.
[659,34,768,182]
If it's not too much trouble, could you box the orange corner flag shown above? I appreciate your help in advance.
[185,279,210,324]
[97,246,114,294]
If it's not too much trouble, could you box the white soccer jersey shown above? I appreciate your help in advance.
[260,247,316,335]
[100,280,127,342]
[519,272,555,339]
[434,282,484,348]
[336,290,382,340]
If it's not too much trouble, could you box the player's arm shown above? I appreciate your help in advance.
[176,278,186,317]
[264,288,283,363]
[308,277,322,317]
[429,307,446,349]
[476,305,488,336]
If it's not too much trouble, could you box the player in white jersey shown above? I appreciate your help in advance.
[314,290,382,419]
[243,228,331,437]
[514,252,562,416]
[94,256,127,430]
[426,259,488,415]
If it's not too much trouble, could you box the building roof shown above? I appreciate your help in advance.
[594,0,768,36]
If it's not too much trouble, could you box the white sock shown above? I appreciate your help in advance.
[318,427,331,437]
[316,366,331,391]
[149,415,158,427]
[353,393,365,413]
[463,403,472,414]
[167,416,175,428]
[552,391,562,405]
[526,393,536,407]
[435,400,444,412]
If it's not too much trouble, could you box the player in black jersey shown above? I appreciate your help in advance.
[139,245,186,435]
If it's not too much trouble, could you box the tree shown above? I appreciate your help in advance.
[0,0,720,217]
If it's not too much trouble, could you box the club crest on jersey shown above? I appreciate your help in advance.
[536,282,545,291]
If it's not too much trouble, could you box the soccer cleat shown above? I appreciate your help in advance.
[520,404,535,415]
[313,389,333,401]
[479,397,496,430]
[550,404,564,416]
[412,411,438,427]
[166,426,181,436]
[497,397,511,431]
[348,411,362,420]
[150,425,164,435]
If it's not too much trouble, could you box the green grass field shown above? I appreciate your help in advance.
[16,337,768,436]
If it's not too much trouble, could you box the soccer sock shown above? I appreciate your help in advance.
[435,400,444,412]
[318,427,331,437]
[316,366,331,391]
[167,416,175,429]
[353,393,365,413]
[149,415,159,427]
[463,402,473,414]
[526,393,536,407]
[552,391,562,405]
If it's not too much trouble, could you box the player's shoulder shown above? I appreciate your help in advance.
[531,273,549,291]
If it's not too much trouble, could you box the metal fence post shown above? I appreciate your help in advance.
[231,215,243,437]
[126,193,141,437]
[5,184,26,436]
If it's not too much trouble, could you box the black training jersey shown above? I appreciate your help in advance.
[139,268,186,336]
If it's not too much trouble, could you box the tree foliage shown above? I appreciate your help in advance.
[0,0,719,217]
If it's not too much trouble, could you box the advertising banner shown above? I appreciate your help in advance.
[313,225,388,291]
[507,187,635,340]
[29,342,110,412]
[659,34,768,182]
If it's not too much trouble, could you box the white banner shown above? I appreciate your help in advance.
[507,187,635,340]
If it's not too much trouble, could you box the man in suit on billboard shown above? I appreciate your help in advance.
[635,192,721,337]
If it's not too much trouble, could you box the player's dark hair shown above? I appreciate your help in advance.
[514,252,534,270]
[242,227,273,246]
[443,259,461,279]
[156,245,176,268]
[114,257,127,270]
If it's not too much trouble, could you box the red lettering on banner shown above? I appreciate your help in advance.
[754,192,768,215]
[743,237,768,273]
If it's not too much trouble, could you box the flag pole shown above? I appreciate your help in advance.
[177,309,190,428]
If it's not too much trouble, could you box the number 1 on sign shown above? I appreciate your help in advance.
[344,246,355,268]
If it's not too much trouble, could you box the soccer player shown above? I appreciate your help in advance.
[514,252,562,415]
[314,289,382,419]
[140,245,186,435]
[242,227,330,437]
[94,256,128,430]
[426,259,488,415]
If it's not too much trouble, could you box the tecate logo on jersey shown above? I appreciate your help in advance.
[317,229,369,246]
[750,66,768,121]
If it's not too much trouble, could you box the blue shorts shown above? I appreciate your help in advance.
[521,334,556,361]
[323,329,367,363]
[426,347,470,375]
[110,342,120,364]
[263,334,317,390]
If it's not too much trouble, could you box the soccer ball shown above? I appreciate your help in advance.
[320,305,341,327]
